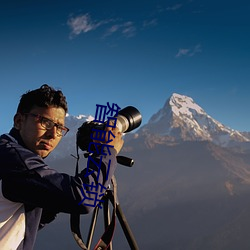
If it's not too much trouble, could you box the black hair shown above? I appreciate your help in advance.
[16,84,68,114]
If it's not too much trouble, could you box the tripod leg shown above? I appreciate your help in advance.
[103,197,112,250]
[108,178,139,250]
[103,195,111,229]
[86,206,100,249]
[115,203,139,250]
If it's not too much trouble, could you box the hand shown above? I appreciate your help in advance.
[105,126,124,154]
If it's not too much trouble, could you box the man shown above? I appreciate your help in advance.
[0,84,124,250]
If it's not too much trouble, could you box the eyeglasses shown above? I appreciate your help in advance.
[24,113,69,136]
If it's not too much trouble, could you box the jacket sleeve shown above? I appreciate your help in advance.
[0,139,117,214]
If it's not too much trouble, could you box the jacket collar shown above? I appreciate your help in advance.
[8,127,26,147]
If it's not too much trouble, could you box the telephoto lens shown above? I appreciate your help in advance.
[77,106,142,152]
[115,106,142,133]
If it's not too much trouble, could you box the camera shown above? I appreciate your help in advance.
[76,106,142,152]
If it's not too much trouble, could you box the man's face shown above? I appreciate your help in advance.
[15,106,66,158]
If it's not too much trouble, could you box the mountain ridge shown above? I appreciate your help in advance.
[138,93,249,147]
[49,92,250,159]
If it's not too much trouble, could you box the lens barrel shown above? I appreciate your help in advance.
[116,106,142,133]
[77,106,142,152]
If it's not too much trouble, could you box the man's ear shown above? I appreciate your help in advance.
[14,113,24,130]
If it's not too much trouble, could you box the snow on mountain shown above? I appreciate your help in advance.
[65,113,94,133]
[139,93,250,147]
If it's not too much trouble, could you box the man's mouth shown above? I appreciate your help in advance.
[40,141,53,150]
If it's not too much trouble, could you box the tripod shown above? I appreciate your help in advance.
[71,176,139,250]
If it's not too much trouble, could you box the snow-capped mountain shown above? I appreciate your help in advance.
[139,93,250,147]
[49,93,250,160]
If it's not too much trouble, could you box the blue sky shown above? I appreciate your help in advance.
[0,0,250,135]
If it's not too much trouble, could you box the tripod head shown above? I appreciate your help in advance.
[83,153,134,168]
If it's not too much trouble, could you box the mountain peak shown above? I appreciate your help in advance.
[169,93,205,117]
[139,93,250,147]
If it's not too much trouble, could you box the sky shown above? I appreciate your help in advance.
[1,0,250,135]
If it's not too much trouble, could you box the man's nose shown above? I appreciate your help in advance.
[46,126,57,138]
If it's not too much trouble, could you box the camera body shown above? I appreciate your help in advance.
[76,106,142,152]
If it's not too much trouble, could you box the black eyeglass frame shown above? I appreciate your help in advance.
[24,113,69,136]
